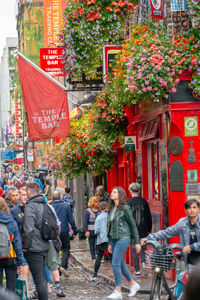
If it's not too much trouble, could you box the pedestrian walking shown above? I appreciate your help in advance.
[0,198,24,292]
[3,179,12,191]
[44,179,52,203]
[10,186,31,298]
[95,185,109,202]
[84,196,100,260]
[128,182,152,276]
[62,186,75,211]
[6,186,19,209]
[91,201,108,280]
[15,174,26,190]
[22,182,49,300]
[106,187,141,299]
[51,190,77,278]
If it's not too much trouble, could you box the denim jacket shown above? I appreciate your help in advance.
[147,214,200,252]
[94,211,108,245]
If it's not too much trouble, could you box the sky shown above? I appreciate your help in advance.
[0,0,17,58]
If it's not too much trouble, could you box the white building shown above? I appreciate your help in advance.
[0,37,17,147]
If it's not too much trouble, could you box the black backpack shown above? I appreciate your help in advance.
[40,204,59,241]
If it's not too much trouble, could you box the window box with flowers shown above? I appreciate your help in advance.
[173,27,200,99]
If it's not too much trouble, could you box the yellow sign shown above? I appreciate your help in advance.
[12,164,21,174]
[69,107,82,120]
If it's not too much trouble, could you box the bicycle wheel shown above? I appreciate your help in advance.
[150,275,162,300]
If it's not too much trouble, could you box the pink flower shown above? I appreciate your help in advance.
[147,86,152,91]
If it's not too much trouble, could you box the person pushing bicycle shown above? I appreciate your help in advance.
[141,198,200,273]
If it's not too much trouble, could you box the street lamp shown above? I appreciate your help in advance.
[20,120,26,171]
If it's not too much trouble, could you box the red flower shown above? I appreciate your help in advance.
[105,6,112,11]
[86,0,96,4]
[77,6,85,15]
[86,9,101,21]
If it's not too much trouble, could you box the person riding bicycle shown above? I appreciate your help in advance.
[141,198,200,273]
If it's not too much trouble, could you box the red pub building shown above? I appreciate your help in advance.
[107,72,200,249]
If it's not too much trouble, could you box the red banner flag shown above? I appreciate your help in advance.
[17,53,70,141]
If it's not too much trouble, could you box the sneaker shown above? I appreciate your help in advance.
[134,271,141,277]
[56,289,66,297]
[60,267,70,278]
[142,262,148,276]
[107,289,122,299]
[91,273,98,280]
[128,282,141,297]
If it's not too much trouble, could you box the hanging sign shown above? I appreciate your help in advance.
[103,45,122,83]
[43,0,63,48]
[125,136,136,151]
[150,0,164,19]
[40,48,66,77]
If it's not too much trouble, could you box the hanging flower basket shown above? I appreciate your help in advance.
[192,91,200,100]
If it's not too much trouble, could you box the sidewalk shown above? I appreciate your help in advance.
[70,239,154,294]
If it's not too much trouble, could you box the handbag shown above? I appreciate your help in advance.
[16,275,28,300]
[52,236,62,252]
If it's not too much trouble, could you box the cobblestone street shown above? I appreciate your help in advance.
[29,258,150,300]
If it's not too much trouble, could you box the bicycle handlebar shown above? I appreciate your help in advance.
[144,240,184,251]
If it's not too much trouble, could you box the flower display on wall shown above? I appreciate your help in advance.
[60,0,139,77]
[48,106,122,179]
[187,0,200,28]
[172,28,200,95]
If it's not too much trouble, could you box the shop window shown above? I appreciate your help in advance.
[140,119,159,141]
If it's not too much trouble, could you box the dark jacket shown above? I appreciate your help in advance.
[0,212,24,266]
[10,205,24,233]
[107,205,140,243]
[51,199,77,235]
[128,196,152,238]
[22,194,49,252]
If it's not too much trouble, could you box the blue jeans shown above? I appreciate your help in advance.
[44,265,52,283]
[110,238,133,286]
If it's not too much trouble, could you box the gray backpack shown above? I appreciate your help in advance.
[0,223,11,258]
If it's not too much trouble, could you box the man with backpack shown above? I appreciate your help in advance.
[22,182,50,300]
[128,182,152,277]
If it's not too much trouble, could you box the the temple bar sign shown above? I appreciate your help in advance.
[40,48,66,77]
[125,136,136,151]
[184,117,198,136]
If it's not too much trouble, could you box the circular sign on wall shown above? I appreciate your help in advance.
[185,117,198,132]
[27,150,33,156]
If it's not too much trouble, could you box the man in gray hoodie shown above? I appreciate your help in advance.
[22,182,49,300]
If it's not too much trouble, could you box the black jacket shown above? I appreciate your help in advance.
[22,194,49,252]
[128,196,152,238]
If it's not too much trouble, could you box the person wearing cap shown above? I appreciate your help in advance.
[128,182,152,277]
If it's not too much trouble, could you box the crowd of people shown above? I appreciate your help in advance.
[0,169,78,300]
[0,168,200,300]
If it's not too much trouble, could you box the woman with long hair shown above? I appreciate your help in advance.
[106,187,141,299]
[84,196,100,260]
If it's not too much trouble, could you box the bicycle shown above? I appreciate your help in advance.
[145,240,187,300]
